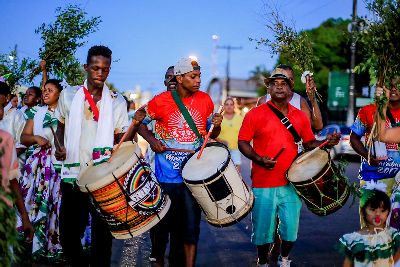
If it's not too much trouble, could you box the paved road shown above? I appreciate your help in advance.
[112,156,361,267]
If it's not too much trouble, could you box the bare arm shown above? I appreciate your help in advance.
[238,140,276,169]
[303,133,341,151]
[350,132,379,166]
[305,76,323,131]
[54,121,66,161]
[21,119,51,148]
[342,256,353,267]
[256,95,267,107]
[209,113,222,139]
[138,124,166,153]
[40,60,47,91]
[10,179,34,242]
[375,86,400,143]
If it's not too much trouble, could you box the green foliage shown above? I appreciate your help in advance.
[354,0,400,119]
[33,4,101,84]
[0,46,36,93]
[249,11,316,74]
[251,11,355,96]
[0,138,20,266]
[248,65,270,96]
[332,157,360,205]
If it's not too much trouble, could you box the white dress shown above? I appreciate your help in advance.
[338,227,400,267]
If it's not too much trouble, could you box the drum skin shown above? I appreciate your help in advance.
[287,149,350,216]
[78,141,170,239]
[181,142,254,227]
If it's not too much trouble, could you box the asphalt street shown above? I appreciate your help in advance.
[111,156,361,267]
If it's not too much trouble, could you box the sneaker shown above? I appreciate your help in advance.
[149,256,156,262]
[278,256,291,267]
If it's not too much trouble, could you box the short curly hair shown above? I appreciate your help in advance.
[86,45,112,64]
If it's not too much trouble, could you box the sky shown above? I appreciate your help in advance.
[0,0,369,95]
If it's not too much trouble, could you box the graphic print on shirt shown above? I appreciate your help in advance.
[155,107,204,144]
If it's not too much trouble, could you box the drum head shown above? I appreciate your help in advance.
[78,141,142,192]
[182,142,229,184]
[287,149,329,183]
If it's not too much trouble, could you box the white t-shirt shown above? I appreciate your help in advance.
[56,85,129,174]
[266,92,301,109]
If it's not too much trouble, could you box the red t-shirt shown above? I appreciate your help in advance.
[147,90,214,143]
[238,101,315,188]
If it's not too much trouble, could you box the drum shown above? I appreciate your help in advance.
[181,142,254,227]
[78,141,170,239]
[287,149,349,216]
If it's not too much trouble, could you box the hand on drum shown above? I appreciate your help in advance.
[257,155,277,170]
[325,133,341,148]
[55,146,67,161]
[212,113,223,127]
[149,139,166,153]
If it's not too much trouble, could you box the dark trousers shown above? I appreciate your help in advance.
[150,183,201,267]
[59,182,113,267]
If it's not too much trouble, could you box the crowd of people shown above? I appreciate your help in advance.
[0,44,400,267]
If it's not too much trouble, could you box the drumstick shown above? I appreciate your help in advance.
[165,148,195,153]
[272,147,285,161]
[295,139,330,164]
[197,105,224,160]
[49,126,62,149]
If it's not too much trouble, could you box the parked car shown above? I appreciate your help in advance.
[315,124,357,159]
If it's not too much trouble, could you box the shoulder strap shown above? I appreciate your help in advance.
[83,86,99,122]
[267,102,302,144]
[386,108,396,126]
[171,90,202,139]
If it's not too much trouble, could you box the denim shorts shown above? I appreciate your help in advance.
[251,184,302,245]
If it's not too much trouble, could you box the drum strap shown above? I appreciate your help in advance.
[267,103,302,145]
[387,109,397,127]
[171,90,202,140]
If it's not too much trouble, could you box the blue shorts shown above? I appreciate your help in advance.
[251,184,302,245]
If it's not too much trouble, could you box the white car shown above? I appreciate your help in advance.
[315,124,356,159]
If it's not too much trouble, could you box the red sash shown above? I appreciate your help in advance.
[83,86,99,122]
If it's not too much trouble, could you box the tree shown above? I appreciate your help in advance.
[32,5,101,85]
[249,65,270,96]
[0,45,36,93]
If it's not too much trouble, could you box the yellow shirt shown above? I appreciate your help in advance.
[219,114,243,149]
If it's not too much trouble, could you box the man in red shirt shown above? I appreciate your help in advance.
[238,69,339,267]
[139,57,222,267]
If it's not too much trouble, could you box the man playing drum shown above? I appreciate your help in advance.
[238,69,339,267]
[138,57,222,267]
[54,45,144,266]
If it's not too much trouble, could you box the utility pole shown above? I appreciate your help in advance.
[346,0,357,126]
[217,45,242,97]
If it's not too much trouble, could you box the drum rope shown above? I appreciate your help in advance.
[85,184,108,222]
[112,172,134,238]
